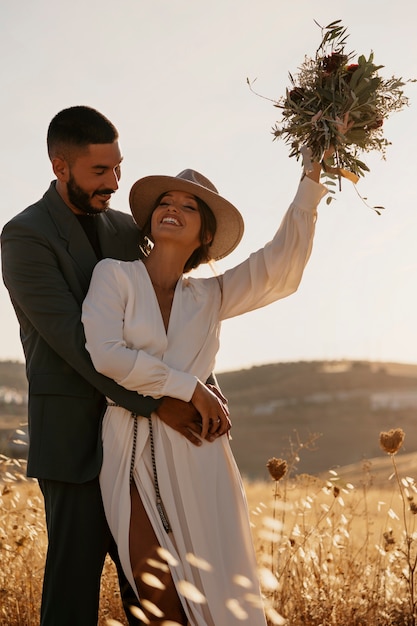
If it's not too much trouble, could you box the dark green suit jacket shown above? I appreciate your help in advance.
[1,182,160,483]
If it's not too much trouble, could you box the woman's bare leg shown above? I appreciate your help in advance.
[129,482,187,625]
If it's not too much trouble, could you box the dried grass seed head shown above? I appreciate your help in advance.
[267,458,288,481]
[379,428,405,455]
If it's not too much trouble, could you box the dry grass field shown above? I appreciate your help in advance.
[2,429,417,626]
[2,360,417,623]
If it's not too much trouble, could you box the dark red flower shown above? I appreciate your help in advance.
[344,64,359,84]
[321,52,348,74]
[288,87,305,104]
[367,118,384,130]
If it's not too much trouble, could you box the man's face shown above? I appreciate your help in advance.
[60,142,123,215]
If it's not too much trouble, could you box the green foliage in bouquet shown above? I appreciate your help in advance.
[271,20,412,181]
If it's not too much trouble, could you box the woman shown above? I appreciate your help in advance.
[82,160,327,625]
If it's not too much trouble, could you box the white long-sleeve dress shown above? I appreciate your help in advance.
[82,176,327,626]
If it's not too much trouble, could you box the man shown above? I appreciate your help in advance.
[1,106,221,625]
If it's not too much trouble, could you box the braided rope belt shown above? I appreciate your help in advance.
[106,402,172,533]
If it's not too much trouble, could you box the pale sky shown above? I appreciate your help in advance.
[1,0,416,373]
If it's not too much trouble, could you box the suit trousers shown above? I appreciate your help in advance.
[39,477,142,626]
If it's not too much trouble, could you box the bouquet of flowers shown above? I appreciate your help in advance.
[257,20,412,201]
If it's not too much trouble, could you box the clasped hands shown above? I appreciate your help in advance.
[155,381,230,446]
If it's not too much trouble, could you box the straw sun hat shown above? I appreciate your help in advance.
[129,169,244,261]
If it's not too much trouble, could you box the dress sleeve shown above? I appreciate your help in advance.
[219,176,327,320]
[82,259,198,402]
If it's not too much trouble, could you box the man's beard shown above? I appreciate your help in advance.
[67,174,113,216]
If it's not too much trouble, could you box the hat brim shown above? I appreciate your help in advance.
[129,175,244,261]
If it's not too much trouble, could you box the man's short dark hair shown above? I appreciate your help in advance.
[47,105,119,160]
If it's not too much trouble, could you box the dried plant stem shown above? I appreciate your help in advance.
[270,480,279,565]
[390,453,417,625]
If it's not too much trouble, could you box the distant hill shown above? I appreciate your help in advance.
[216,360,417,479]
[1,359,417,479]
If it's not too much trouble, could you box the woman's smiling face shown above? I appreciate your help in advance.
[151,190,203,253]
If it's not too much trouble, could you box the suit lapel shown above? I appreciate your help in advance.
[98,210,141,261]
[44,183,98,295]
[43,183,138,298]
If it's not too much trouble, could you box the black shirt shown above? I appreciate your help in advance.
[76,214,103,260]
